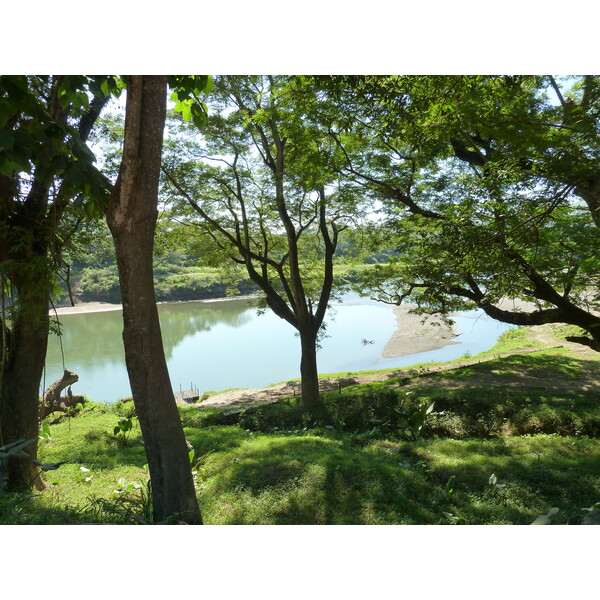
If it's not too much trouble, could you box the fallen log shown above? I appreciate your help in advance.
[39,369,86,420]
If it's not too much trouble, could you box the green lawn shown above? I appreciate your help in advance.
[2,326,599,525]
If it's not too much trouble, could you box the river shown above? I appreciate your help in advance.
[44,295,513,403]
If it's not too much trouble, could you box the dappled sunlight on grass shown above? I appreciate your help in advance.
[197,434,436,524]
[7,325,599,525]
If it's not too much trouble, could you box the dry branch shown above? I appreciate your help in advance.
[39,369,86,420]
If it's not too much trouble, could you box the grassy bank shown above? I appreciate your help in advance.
[2,325,599,525]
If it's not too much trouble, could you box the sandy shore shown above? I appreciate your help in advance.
[381,304,460,358]
[50,301,123,315]
[50,295,259,316]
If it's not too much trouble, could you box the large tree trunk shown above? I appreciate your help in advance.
[106,75,202,524]
[1,272,50,491]
[298,325,323,412]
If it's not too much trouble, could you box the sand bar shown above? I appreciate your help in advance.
[49,295,259,316]
[381,304,459,358]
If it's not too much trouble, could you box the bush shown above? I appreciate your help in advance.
[110,398,136,419]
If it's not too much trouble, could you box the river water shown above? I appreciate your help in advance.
[44,295,513,403]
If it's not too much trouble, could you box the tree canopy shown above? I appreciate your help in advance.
[319,75,600,350]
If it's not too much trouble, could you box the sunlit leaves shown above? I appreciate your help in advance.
[169,75,212,128]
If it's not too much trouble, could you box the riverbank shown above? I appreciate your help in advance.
[199,324,600,408]
[28,326,600,526]
[51,301,123,315]
[50,295,259,315]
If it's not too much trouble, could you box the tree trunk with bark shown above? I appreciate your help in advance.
[106,75,202,524]
[1,271,50,491]
[298,325,322,411]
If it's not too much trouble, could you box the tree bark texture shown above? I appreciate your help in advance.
[1,271,50,491]
[299,326,322,410]
[106,76,202,524]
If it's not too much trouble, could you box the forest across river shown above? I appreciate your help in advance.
[45,295,513,404]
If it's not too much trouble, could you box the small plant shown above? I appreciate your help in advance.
[79,466,93,484]
[441,511,465,525]
[113,477,143,495]
[38,423,53,443]
[113,417,134,446]
[85,478,153,524]
[488,473,506,488]
[406,401,436,440]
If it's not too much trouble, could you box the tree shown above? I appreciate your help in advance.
[322,75,600,351]
[106,75,205,523]
[163,76,361,411]
[0,75,115,489]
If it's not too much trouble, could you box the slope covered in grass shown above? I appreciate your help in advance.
[2,325,598,525]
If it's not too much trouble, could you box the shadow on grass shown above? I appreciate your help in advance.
[184,425,253,456]
[199,435,438,524]
[416,436,600,524]
[193,433,600,525]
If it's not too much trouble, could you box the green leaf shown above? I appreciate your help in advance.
[181,105,192,122]
[0,437,37,459]
[0,128,14,150]
[32,460,66,472]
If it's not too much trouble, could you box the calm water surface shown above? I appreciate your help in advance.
[45,296,513,403]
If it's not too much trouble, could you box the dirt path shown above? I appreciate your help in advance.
[199,326,600,409]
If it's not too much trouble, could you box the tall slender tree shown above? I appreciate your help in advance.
[163,76,361,411]
[106,75,202,523]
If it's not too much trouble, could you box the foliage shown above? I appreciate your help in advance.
[0,75,123,489]
[406,401,436,440]
[113,417,134,446]
[318,75,600,350]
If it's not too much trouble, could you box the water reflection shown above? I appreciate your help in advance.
[157,299,254,358]
[45,297,512,404]
[48,298,255,366]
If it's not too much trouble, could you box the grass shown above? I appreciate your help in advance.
[2,325,599,525]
